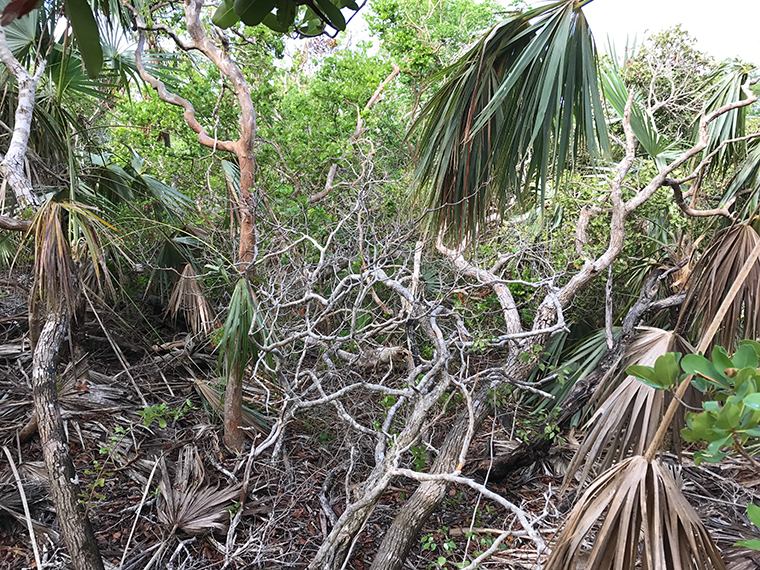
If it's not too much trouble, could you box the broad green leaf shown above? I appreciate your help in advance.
[712,346,734,378]
[734,368,758,392]
[748,504,760,529]
[213,0,240,28]
[682,354,729,389]
[262,12,290,33]
[65,0,103,78]
[234,0,277,27]
[744,393,760,411]
[682,412,716,442]
[735,538,760,550]
[314,0,345,30]
[716,402,742,430]
[275,0,296,28]
[743,427,760,437]
[627,364,666,389]
[740,340,760,359]
[734,344,759,369]
[653,352,680,389]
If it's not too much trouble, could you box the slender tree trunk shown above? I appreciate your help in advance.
[237,153,256,266]
[223,367,244,451]
[32,309,104,570]
[369,356,529,570]
[0,28,43,210]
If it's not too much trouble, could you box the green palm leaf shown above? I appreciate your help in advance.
[413,0,609,239]
[698,62,753,175]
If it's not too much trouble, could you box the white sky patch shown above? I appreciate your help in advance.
[582,0,760,64]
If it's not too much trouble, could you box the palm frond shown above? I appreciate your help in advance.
[679,223,760,350]
[722,138,760,217]
[563,327,694,491]
[26,198,117,313]
[156,445,241,536]
[412,0,609,239]
[548,456,726,570]
[166,263,217,337]
[219,279,259,384]
[600,63,681,169]
[29,200,76,314]
[699,62,753,175]
[194,378,272,435]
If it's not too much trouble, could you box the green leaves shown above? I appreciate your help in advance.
[233,0,276,27]
[735,504,760,550]
[413,1,610,239]
[675,343,760,465]
[64,0,103,78]
[212,0,240,28]
[218,278,260,383]
[627,353,681,390]
[213,0,358,34]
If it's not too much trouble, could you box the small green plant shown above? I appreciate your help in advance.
[410,444,428,472]
[80,425,131,511]
[421,528,456,568]
[627,342,760,552]
[737,504,760,550]
[138,398,195,428]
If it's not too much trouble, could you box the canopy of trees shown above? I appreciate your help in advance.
[1,1,760,569]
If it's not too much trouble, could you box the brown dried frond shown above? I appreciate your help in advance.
[166,264,217,337]
[680,223,760,350]
[156,445,241,536]
[547,456,727,570]
[30,201,76,314]
[563,328,695,492]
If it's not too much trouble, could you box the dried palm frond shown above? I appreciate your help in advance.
[679,223,760,350]
[166,263,217,337]
[23,198,117,323]
[547,455,727,570]
[563,328,694,491]
[156,445,241,536]
[194,378,272,436]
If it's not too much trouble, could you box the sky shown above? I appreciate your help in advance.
[582,0,760,64]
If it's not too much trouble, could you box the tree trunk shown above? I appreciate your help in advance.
[223,367,244,451]
[237,153,257,266]
[0,28,43,210]
[32,309,104,570]
[370,356,529,570]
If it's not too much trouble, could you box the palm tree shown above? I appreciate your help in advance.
[412,0,608,239]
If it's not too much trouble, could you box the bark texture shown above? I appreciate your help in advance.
[369,383,497,570]
[32,309,104,570]
[0,27,44,209]
[223,368,244,451]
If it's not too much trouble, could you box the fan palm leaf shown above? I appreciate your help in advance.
[698,63,753,175]
[156,445,241,535]
[722,137,760,217]
[600,58,681,170]
[166,263,217,337]
[563,327,694,491]
[678,223,760,350]
[548,456,726,570]
[194,378,272,435]
[412,0,609,239]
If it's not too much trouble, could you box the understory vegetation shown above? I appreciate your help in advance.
[1,0,760,569]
